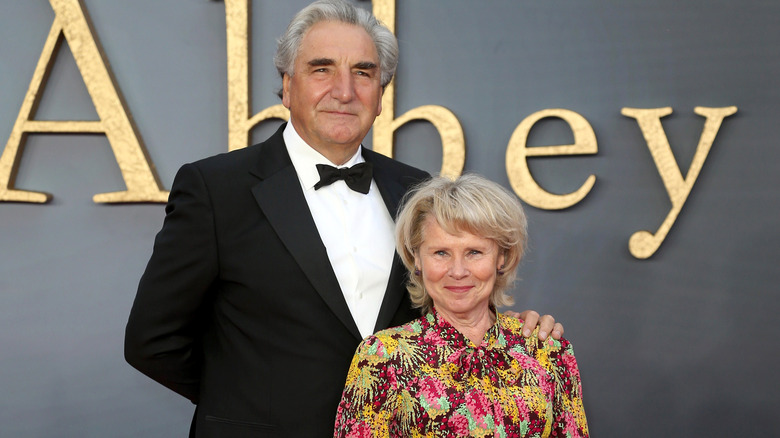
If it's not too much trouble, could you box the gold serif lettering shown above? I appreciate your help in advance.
[371,0,464,177]
[0,0,167,203]
[621,106,738,259]
[225,0,288,152]
[505,109,598,210]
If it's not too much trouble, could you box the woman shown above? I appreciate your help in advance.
[334,174,589,437]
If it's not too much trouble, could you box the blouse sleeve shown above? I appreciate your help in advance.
[334,335,397,438]
[544,338,590,438]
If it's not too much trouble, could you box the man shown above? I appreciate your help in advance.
[125,1,562,436]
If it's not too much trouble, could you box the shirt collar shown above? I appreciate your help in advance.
[283,121,365,191]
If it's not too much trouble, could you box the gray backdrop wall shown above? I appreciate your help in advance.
[1,1,778,436]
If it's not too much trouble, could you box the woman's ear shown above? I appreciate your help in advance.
[497,251,507,271]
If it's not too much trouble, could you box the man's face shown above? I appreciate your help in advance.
[282,21,383,164]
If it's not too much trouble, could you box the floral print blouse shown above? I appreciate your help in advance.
[334,309,589,438]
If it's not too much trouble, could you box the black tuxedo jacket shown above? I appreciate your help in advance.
[125,124,429,437]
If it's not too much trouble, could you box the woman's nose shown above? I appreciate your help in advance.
[448,257,469,278]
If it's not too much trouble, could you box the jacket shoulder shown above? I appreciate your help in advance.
[184,123,287,176]
[364,148,429,176]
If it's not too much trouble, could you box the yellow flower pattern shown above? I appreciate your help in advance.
[334,310,589,437]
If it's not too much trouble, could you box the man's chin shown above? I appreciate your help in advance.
[320,127,368,147]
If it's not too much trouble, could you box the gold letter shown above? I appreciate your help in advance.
[224,0,288,152]
[621,106,737,259]
[505,109,597,210]
[0,0,167,203]
[371,0,465,177]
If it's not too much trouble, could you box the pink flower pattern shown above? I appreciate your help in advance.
[334,310,589,437]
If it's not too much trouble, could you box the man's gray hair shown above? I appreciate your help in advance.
[274,0,399,97]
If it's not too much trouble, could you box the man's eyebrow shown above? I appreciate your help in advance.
[306,58,377,70]
[354,61,378,70]
[308,58,335,67]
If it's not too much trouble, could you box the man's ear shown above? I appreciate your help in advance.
[376,86,384,116]
[282,73,292,109]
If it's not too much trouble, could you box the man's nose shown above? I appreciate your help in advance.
[330,70,355,101]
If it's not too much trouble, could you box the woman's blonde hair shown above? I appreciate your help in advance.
[395,174,528,313]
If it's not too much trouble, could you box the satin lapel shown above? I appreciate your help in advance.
[249,127,361,340]
[363,150,414,332]
[364,151,407,220]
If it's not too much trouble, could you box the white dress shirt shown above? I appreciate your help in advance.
[283,122,396,338]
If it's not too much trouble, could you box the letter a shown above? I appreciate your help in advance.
[0,0,168,203]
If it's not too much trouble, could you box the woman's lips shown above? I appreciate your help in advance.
[445,286,472,293]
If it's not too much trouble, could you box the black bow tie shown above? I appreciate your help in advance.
[314,162,373,194]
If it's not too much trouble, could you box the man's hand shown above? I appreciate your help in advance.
[503,310,564,341]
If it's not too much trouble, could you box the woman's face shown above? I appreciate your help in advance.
[415,216,505,320]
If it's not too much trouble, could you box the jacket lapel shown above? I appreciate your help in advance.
[363,149,418,332]
[364,150,408,219]
[248,125,362,340]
